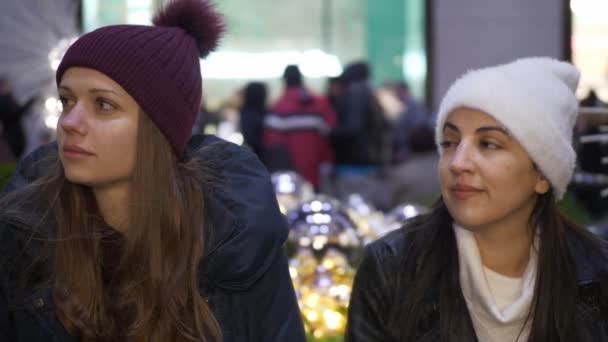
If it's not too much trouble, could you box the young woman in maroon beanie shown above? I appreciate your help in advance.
[0,0,306,341]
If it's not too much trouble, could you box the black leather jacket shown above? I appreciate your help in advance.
[0,135,307,341]
[346,221,608,342]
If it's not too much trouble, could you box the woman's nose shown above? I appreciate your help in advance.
[58,102,87,135]
[449,142,475,174]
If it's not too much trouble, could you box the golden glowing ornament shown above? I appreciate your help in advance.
[278,193,427,340]
[289,247,355,339]
[271,171,315,214]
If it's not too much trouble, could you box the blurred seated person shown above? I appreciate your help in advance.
[388,124,440,206]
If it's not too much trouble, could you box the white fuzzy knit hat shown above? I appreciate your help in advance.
[435,57,580,200]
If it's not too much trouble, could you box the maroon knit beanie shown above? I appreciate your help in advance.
[56,0,224,156]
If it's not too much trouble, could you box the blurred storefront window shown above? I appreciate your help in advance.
[81,0,427,105]
[82,0,161,32]
[571,0,608,102]
[367,0,426,100]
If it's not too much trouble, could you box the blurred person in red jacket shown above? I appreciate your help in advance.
[263,65,336,188]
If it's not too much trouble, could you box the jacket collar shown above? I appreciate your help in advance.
[408,217,608,285]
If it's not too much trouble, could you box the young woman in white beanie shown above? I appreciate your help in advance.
[345,57,608,342]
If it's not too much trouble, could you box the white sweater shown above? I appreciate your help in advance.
[453,224,537,342]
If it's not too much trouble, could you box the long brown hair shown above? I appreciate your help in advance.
[2,113,221,341]
[387,192,607,341]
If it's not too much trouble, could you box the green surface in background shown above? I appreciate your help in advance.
[0,163,15,191]
[366,0,426,100]
[559,190,593,225]
[365,0,405,85]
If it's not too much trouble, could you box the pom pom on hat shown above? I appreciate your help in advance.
[434,57,580,201]
[153,0,224,58]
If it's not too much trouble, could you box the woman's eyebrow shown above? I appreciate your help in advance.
[475,126,510,136]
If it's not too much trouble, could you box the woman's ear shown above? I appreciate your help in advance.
[534,175,550,194]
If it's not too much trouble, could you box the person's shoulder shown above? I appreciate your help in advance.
[189,135,269,194]
[311,93,333,109]
[188,134,276,227]
[189,135,288,290]
[365,214,435,265]
[365,227,408,262]
[348,81,371,94]
[2,142,57,194]
[189,134,255,159]
[564,222,608,284]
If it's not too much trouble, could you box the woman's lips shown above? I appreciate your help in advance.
[62,145,94,159]
[450,185,483,200]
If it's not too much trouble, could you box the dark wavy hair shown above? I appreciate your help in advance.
[387,192,607,341]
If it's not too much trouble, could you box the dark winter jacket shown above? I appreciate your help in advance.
[0,134,306,341]
[345,217,608,342]
[331,81,388,167]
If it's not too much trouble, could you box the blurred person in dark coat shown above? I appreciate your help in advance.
[239,82,267,160]
[0,78,34,159]
[331,62,389,168]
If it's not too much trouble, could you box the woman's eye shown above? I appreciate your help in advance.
[439,140,456,149]
[58,96,72,112]
[481,141,500,149]
[96,98,114,112]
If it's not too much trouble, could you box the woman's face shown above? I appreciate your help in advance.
[438,108,549,230]
[57,67,140,189]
